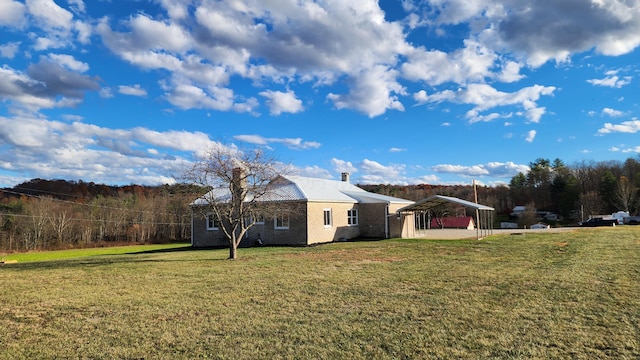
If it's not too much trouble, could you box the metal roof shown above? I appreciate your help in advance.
[397,195,494,213]
[192,175,413,205]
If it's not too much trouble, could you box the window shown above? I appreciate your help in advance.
[274,213,289,229]
[323,208,332,227]
[254,214,265,224]
[206,213,220,230]
[347,209,358,226]
[245,213,265,226]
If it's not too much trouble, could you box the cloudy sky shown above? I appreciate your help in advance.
[1,0,639,187]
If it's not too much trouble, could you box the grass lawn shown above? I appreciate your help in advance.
[1,228,639,359]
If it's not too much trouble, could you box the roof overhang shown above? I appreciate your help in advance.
[397,195,494,213]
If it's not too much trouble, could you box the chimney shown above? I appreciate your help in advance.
[232,167,247,195]
[341,172,350,183]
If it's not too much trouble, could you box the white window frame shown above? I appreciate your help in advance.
[245,213,265,227]
[323,208,332,227]
[347,209,358,226]
[206,213,220,230]
[274,213,290,230]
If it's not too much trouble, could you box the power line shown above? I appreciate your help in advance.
[1,188,195,218]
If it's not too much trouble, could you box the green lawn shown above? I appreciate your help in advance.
[1,228,639,359]
[1,243,191,263]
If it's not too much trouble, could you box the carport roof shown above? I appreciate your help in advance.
[397,195,494,213]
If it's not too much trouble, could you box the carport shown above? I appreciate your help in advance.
[397,195,495,240]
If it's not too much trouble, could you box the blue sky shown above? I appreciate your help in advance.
[1,0,639,188]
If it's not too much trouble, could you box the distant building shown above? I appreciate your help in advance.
[430,216,475,230]
[511,206,527,217]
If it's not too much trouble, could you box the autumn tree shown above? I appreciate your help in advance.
[183,144,290,259]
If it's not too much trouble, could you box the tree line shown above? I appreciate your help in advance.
[0,179,204,252]
[361,156,640,224]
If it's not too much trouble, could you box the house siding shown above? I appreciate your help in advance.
[257,204,308,246]
[388,203,411,238]
[191,210,227,248]
[358,203,387,238]
[191,202,309,247]
[306,202,360,244]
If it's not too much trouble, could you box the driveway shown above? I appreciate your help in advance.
[415,227,578,239]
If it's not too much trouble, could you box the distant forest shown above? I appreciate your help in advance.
[0,179,204,253]
[1,156,639,252]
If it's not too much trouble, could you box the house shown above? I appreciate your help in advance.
[430,216,475,230]
[510,206,527,217]
[190,173,414,247]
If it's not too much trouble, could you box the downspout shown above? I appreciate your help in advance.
[385,204,389,238]
[190,207,194,247]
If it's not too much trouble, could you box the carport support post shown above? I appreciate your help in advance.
[474,179,479,240]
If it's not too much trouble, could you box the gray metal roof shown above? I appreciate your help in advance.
[192,175,413,205]
[397,195,494,213]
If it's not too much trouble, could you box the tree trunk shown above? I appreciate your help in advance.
[229,240,238,260]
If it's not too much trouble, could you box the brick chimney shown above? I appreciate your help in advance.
[232,167,247,197]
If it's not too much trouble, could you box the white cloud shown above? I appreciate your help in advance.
[389,147,406,152]
[294,165,333,179]
[401,39,497,86]
[416,83,555,124]
[598,119,640,134]
[74,20,92,44]
[525,130,537,142]
[93,1,413,117]
[0,0,26,28]
[609,145,640,153]
[119,84,148,97]
[327,65,405,117]
[0,115,225,185]
[432,164,489,176]
[497,61,525,83]
[331,158,358,175]
[259,90,304,115]
[0,42,20,58]
[602,108,623,117]
[99,88,113,98]
[163,82,257,113]
[26,0,73,31]
[234,134,321,150]
[357,159,405,184]
[431,161,529,178]
[587,75,632,88]
[67,0,85,14]
[47,53,89,72]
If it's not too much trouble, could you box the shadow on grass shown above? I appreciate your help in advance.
[124,244,226,255]
[3,246,230,271]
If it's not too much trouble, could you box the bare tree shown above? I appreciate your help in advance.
[183,144,290,259]
[614,176,637,212]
